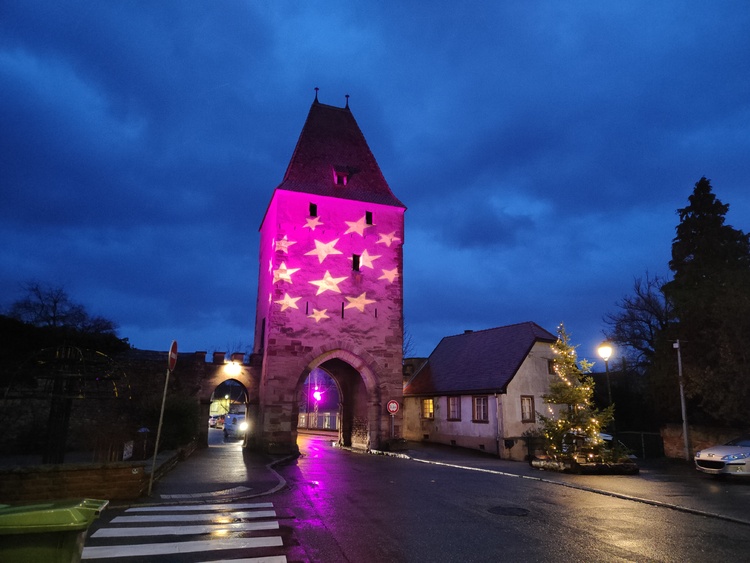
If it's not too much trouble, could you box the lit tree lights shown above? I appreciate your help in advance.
[537,323,614,459]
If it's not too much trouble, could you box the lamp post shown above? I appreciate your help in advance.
[597,342,613,406]
[597,342,617,451]
[673,340,690,461]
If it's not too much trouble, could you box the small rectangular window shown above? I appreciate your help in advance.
[334,171,348,186]
[422,398,434,419]
[352,254,361,271]
[309,203,317,217]
[547,359,555,375]
[447,396,461,420]
[473,396,489,422]
[521,395,535,423]
[365,211,373,225]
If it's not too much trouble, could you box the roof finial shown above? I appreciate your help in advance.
[314,87,319,102]
[345,94,350,109]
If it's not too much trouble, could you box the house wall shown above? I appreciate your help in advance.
[403,341,555,462]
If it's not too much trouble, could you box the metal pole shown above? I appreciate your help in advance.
[674,340,690,461]
[604,359,618,450]
[148,368,171,496]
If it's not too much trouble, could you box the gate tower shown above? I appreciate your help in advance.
[252,94,406,453]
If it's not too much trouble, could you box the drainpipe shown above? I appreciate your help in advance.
[495,393,503,458]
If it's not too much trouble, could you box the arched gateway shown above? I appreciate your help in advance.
[247,94,406,454]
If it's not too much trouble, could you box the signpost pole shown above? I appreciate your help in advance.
[148,341,177,497]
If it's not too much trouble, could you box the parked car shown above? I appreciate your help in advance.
[695,436,750,476]
[223,414,248,441]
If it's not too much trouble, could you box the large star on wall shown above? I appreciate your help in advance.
[275,235,297,253]
[309,271,347,295]
[344,292,376,312]
[376,231,401,247]
[305,238,343,263]
[273,262,300,284]
[378,268,399,283]
[308,308,329,323]
[274,293,301,311]
[344,215,373,236]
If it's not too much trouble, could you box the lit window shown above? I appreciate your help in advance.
[473,396,488,422]
[422,398,434,419]
[521,395,535,422]
[448,396,461,420]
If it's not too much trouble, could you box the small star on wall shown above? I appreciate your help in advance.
[303,216,324,230]
[273,262,300,284]
[275,293,301,311]
[309,271,347,295]
[376,231,401,247]
[275,235,297,253]
[358,248,381,269]
[308,308,329,322]
[344,215,373,236]
[344,292,376,312]
[378,268,399,283]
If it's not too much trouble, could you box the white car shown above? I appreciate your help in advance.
[694,437,750,476]
[223,414,249,441]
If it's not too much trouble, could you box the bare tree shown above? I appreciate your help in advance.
[603,273,674,373]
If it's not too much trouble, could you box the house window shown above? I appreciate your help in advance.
[352,254,361,271]
[422,398,434,419]
[547,359,555,374]
[521,395,535,422]
[472,396,489,422]
[365,211,373,225]
[447,396,461,420]
[309,203,318,217]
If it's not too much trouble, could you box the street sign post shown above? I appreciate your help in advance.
[148,341,177,496]
[387,400,399,438]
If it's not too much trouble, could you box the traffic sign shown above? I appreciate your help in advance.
[387,400,399,414]
[168,340,178,371]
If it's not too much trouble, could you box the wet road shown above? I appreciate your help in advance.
[274,434,750,562]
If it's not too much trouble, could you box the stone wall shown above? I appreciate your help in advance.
[661,423,739,458]
[0,462,147,502]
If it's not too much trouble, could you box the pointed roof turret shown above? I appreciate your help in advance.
[276,99,405,208]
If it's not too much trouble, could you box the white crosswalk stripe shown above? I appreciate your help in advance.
[82,502,287,562]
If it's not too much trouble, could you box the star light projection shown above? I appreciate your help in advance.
[268,207,402,323]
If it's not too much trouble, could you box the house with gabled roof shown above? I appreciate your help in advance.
[402,321,557,461]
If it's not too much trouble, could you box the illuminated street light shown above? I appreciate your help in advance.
[597,342,613,406]
[224,361,242,377]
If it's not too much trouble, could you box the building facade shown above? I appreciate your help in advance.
[403,322,557,461]
[251,96,406,453]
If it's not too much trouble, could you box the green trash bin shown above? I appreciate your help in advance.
[0,498,108,563]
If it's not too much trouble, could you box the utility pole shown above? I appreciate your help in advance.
[673,340,690,461]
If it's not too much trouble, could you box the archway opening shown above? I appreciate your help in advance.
[208,379,250,445]
[295,358,370,449]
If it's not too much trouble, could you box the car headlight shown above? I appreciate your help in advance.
[721,452,749,461]
[239,421,249,432]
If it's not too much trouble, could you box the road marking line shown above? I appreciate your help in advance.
[91,520,279,538]
[127,502,274,512]
[111,510,276,523]
[82,536,283,559]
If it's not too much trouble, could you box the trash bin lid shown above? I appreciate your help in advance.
[0,499,108,534]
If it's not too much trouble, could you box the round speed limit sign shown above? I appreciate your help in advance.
[387,400,400,415]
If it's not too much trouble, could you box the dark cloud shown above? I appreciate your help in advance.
[1,1,748,359]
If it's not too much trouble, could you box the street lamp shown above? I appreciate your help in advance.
[597,342,613,406]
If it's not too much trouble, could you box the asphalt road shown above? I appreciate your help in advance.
[273,434,750,562]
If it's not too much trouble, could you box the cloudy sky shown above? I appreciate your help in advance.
[2,2,749,363]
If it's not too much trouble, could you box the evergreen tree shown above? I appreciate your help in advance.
[663,177,750,427]
[537,324,613,457]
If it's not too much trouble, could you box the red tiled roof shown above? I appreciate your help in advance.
[403,322,556,396]
[275,101,406,208]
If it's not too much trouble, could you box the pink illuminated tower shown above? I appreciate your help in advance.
[252,94,406,453]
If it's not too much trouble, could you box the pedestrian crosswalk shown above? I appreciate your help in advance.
[82,502,287,562]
